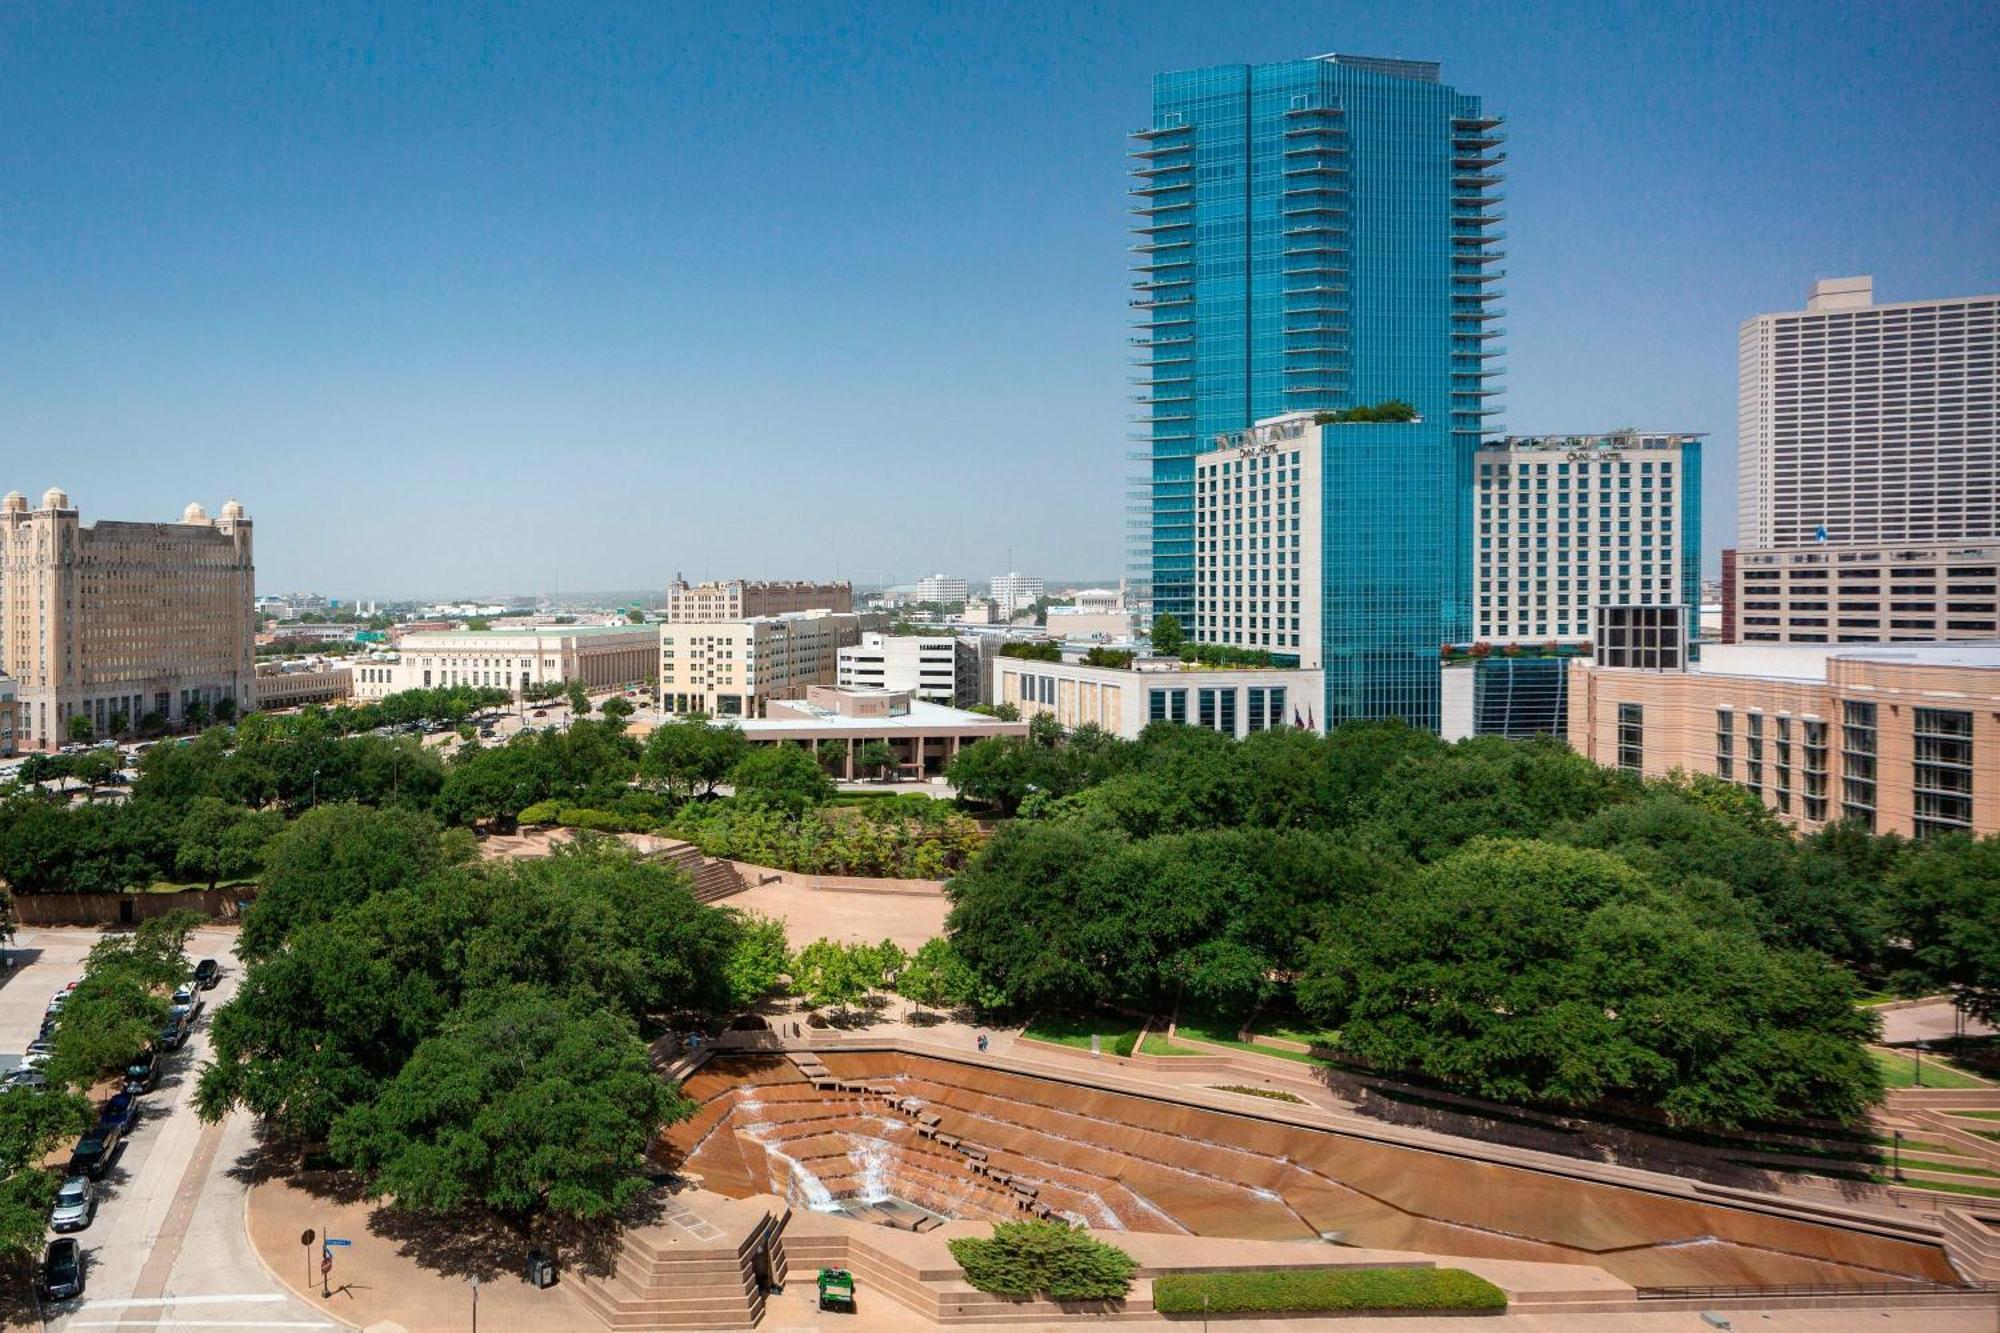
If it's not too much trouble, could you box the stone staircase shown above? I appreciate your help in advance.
[568,1198,788,1331]
[646,839,746,903]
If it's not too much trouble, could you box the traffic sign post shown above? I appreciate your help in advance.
[301,1229,316,1295]
[321,1250,333,1297]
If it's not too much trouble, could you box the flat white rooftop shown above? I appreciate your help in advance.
[731,700,1017,734]
[1697,640,2000,682]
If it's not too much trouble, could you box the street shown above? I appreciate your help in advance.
[2,924,336,1333]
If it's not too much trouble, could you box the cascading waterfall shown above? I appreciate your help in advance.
[848,1134,894,1204]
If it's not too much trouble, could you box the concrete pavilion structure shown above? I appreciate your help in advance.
[730,686,1026,780]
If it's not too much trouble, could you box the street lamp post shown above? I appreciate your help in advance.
[1915,1040,1931,1088]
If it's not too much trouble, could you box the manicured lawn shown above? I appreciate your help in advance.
[1177,1015,1331,1066]
[1948,1110,2000,1121]
[1871,1048,1990,1089]
[142,877,257,894]
[1901,1155,2000,1180]
[1139,1032,1204,1057]
[1246,1013,1340,1047]
[1023,1015,1143,1057]
[1211,1084,1307,1104]
[1153,1267,1505,1315]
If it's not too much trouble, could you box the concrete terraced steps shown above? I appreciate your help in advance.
[808,1051,1966,1291]
[568,1196,788,1331]
[649,840,747,903]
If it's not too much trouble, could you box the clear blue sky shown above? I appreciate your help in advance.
[3,2,1994,597]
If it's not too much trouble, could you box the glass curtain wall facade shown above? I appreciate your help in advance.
[1131,54,1501,728]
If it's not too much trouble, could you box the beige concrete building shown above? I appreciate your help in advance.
[664,578,852,622]
[1476,432,1701,644]
[735,686,1028,779]
[1739,276,1998,551]
[1722,541,1998,644]
[1195,414,1324,667]
[837,632,979,707]
[371,626,656,698]
[996,655,1323,740]
[0,490,255,749]
[252,661,354,709]
[1567,640,2000,839]
[659,611,869,717]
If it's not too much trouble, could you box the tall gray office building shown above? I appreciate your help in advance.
[1738,276,1999,549]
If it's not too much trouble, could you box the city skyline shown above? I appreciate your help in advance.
[3,2,1996,595]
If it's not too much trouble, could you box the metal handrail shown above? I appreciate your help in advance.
[1636,1280,2000,1300]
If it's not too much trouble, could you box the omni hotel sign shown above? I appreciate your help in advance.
[1213,416,1311,453]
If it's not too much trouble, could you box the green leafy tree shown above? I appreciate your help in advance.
[0,1073,89,1263]
[329,986,689,1221]
[723,913,792,1007]
[238,803,441,961]
[640,718,747,800]
[1299,839,1880,1128]
[566,681,590,715]
[729,743,835,815]
[791,938,870,1017]
[1148,612,1184,656]
[897,936,970,1017]
[66,714,94,743]
[69,748,119,789]
[174,797,283,888]
[855,740,898,781]
[1886,834,2000,1022]
[600,695,636,724]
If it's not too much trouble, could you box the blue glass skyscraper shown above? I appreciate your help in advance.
[1130,54,1503,729]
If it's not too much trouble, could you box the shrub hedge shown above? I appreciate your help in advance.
[1152,1267,1505,1315]
[948,1220,1138,1301]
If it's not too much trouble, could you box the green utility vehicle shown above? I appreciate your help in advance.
[817,1267,855,1312]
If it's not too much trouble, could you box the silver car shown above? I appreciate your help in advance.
[49,1176,94,1232]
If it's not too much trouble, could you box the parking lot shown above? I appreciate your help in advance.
[2,924,332,1332]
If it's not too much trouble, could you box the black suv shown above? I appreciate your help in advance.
[68,1124,120,1180]
[124,1050,160,1095]
[42,1237,84,1299]
[193,957,221,989]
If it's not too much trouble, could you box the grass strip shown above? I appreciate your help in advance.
[1153,1267,1506,1316]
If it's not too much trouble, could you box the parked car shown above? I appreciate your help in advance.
[68,1124,120,1179]
[97,1091,138,1135]
[42,1237,84,1299]
[5,1067,47,1090]
[124,1051,159,1094]
[49,1176,96,1233]
[157,1015,190,1051]
[532,708,548,717]
[171,983,203,1014]
[193,958,221,990]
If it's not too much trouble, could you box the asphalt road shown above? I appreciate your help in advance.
[2,924,337,1333]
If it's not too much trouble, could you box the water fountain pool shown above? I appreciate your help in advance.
[660,1052,1963,1288]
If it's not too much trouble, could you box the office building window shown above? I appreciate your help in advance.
[1841,700,1877,830]
[1912,708,1974,837]
[1802,719,1829,821]
[1715,709,1733,780]
[1617,702,1644,772]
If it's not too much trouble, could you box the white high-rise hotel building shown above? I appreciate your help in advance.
[1193,413,1324,667]
[1738,276,1998,550]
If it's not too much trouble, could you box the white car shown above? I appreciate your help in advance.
[49,1176,95,1232]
